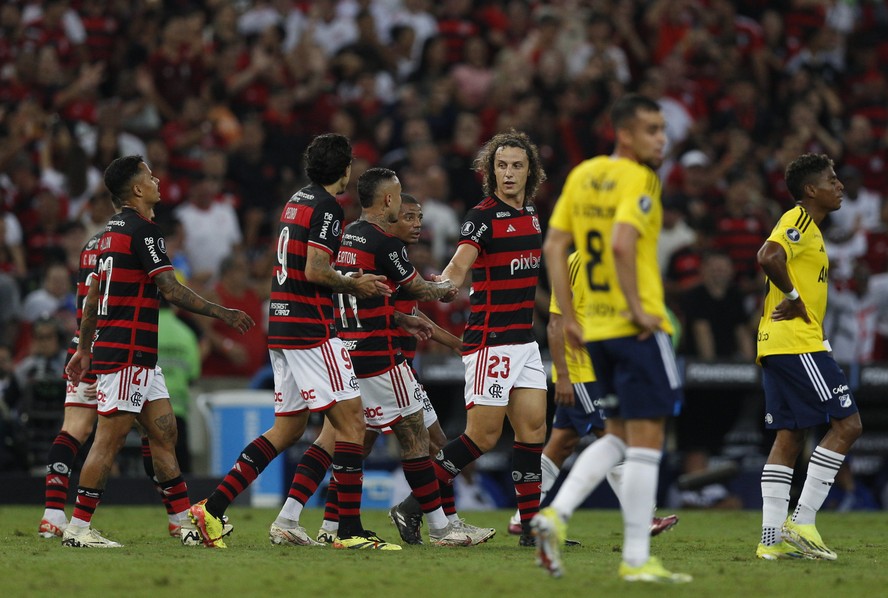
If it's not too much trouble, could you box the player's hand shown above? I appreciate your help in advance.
[351,269,391,298]
[771,297,811,323]
[436,279,458,302]
[83,381,98,399]
[625,310,662,341]
[398,313,434,341]
[65,349,91,386]
[223,308,255,333]
[553,377,574,407]
[563,318,585,350]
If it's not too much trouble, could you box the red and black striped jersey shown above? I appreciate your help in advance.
[393,291,418,363]
[458,195,542,353]
[334,220,417,377]
[268,183,344,349]
[65,231,103,383]
[91,208,174,374]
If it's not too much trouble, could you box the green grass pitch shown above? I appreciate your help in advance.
[2,507,886,597]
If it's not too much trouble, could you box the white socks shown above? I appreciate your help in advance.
[793,447,845,525]
[550,434,626,520]
[620,447,661,567]
[760,463,793,545]
[540,453,560,503]
[275,497,304,527]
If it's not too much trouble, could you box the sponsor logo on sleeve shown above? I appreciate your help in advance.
[639,195,652,214]
[786,227,801,242]
[144,237,161,263]
[461,221,475,236]
[389,251,408,276]
[332,220,341,237]
[319,212,333,239]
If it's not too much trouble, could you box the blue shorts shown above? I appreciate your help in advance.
[586,331,683,420]
[761,352,858,430]
[552,381,606,436]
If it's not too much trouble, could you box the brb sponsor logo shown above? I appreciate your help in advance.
[97,390,107,405]
[364,406,384,419]
[301,389,317,402]
[274,392,283,404]
[510,252,540,275]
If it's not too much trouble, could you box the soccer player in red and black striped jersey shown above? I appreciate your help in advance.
[431,131,549,546]
[39,228,192,543]
[191,134,397,550]
[63,155,254,548]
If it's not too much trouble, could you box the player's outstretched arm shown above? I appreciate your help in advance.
[392,311,434,341]
[400,275,456,302]
[154,270,255,333]
[305,245,390,299]
[415,308,462,353]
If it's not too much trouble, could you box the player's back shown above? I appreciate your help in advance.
[335,219,415,377]
[551,155,670,341]
[268,184,343,350]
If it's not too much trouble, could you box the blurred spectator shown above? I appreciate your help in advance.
[0,344,24,471]
[39,117,100,218]
[200,253,267,379]
[712,173,769,295]
[825,262,888,365]
[156,301,201,473]
[658,195,697,277]
[21,261,74,325]
[174,174,242,286]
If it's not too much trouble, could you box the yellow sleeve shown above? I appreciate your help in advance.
[613,163,660,236]
[766,207,809,260]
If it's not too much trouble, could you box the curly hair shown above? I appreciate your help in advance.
[304,133,353,186]
[785,153,834,202]
[472,129,547,200]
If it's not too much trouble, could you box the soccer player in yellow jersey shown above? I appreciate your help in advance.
[754,153,862,561]
[508,252,678,538]
[533,94,690,583]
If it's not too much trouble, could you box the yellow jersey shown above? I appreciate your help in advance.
[757,206,829,361]
[550,252,596,384]
[549,155,672,341]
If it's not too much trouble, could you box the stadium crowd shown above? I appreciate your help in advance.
[1,0,887,505]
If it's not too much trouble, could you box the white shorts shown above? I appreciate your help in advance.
[270,338,361,415]
[64,381,98,408]
[464,342,547,408]
[96,366,169,416]
[377,374,438,434]
[359,360,424,429]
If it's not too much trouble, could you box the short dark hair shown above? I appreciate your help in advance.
[304,134,352,186]
[103,155,144,208]
[473,129,546,200]
[400,193,419,206]
[611,93,661,130]
[357,167,397,208]
[785,153,834,202]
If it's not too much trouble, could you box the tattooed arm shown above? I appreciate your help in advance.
[399,274,456,301]
[154,270,255,333]
[304,245,390,299]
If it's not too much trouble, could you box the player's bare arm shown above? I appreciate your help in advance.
[416,308,462,353]
[66,276,99,384]
[757,240,811,323]
[613,221,661,338]
[547,312,575,407]
[154,270,256,333]
[400,275,456,302]
[305,245,390,298]
[393,311,433,341]
[543,226,584,349]
[434,243,476,303]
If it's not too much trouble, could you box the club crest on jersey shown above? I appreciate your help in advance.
[786,227,801,242]
[639,195,652,213]
[531,215,541,232]
[461,221,475,236]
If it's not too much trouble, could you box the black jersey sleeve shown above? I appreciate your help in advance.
[378,236,417,285]
[457,207,493,251]
[132,220,174,277]
[308,197,344,256]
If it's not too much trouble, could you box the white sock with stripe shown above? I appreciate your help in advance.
[761,464,793,545]
[792,447,844,525]
[539,453,560,504]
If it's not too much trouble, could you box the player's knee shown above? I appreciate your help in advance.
[835,413,863,443]
[61,423,93,444]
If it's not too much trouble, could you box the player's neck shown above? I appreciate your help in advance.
[360,209,389,229]
[495,191,525,210]
[122,201,153,220]
[797,201,828,225]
